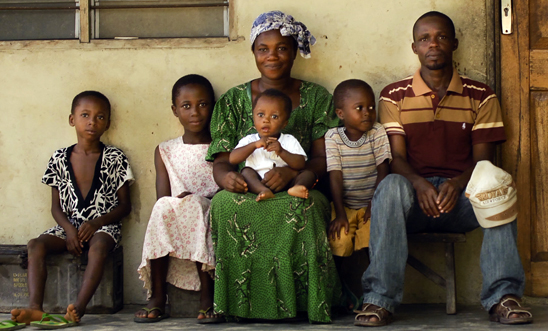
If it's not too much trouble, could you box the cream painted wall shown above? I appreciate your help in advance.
[0,0,493,305]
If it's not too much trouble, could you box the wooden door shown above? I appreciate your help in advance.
[500,0,548,296]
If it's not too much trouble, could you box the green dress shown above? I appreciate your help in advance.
[206,81,341,323]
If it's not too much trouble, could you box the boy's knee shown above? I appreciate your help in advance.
[88,236,114,259]
[27,238,46,257]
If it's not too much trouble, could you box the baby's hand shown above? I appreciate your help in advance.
[266,137,283,155]
[255,139,267,149]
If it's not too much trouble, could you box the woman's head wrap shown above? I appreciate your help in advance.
[250,11,316,59]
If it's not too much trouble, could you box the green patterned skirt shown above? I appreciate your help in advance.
[210,190,340,323]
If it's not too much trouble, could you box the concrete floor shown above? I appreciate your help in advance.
[1,303,546,331]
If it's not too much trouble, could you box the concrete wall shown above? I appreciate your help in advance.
[0,0,493,306]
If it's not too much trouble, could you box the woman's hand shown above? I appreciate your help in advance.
[213,152,248,193]
[222,171,248,193]
[262,166,298,192]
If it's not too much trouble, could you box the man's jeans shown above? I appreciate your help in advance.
[362,174,525,313]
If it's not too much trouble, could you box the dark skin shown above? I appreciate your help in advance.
[213,29,326,194]
[12,96,131,325]
[134,84,220,321]
[328,87,389,239]
[358,15,527,323]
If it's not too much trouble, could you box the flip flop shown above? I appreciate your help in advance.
[197,307,225,324]
[133,307,170,323]
[0,320,25,331]
[341,282,360,312]
[30,314,76,329]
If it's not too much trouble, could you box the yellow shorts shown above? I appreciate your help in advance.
[328,202,370,257]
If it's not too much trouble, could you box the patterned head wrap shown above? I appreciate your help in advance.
[250,10,316,59]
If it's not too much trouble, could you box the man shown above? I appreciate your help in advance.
[354,11,533,327]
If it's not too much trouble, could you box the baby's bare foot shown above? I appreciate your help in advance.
[11,308,46,325]
[288,185,309,199]
[256,189,275,201]
[64,303,81,323]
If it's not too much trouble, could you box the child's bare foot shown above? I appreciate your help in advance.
[288,185,309,199]
[11,308,46,325]
[64,304,82,323]
[256,189,275,201]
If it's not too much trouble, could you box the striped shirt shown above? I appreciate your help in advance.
[325,124,392,209]
[379,69,506,178]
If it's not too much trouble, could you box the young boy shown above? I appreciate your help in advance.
[229,88,308,201]
[11,91,134,326]
[326,79,391,305]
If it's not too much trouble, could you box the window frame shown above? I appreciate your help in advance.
[0,0,239,49]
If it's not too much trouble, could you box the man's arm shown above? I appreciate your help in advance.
[389,134,442,217]
[437,142,495,213]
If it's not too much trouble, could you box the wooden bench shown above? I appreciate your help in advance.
[407,233,466,315]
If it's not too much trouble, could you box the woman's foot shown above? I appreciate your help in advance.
[288,185,309,199]
[64,304,82,323]
[134,297,166,320]
[11,308,46,325]
[256,189,275,201]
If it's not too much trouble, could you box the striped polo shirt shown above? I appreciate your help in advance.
[325,123,392,209]
[378,69,506,178]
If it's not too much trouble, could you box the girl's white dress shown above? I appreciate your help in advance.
[138,137,219,294]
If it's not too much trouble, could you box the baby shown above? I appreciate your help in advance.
[229,88,308,201]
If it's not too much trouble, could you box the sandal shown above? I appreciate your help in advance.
[133,307,170,323]
[197,307,225,324]
[489,295,533,325]
[0,320,25,331]
[30,314,76,329]
[354,303,392,327]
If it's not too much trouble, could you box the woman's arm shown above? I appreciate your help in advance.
[213,152,248,193]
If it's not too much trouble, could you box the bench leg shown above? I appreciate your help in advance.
[445,242,457,314]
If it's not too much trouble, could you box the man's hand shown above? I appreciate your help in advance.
[66,226,83,256]
[436,179,462,214]
[222,171,248,193]
[414,178,441,218]
[328,216,349,240]
[78,219,101,243]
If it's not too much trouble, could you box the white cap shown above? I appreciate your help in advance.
[465,160,517,228]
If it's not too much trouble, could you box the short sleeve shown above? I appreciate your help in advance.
[282,134,308,160]
[235,134,256,149]
[378,91,405,136]
[325,129,342,172]
[371,123,392,166]
[206,85,247,162]
[309,85,339,141]
[41,152,62,188]
[471,88,506,145]
[115,151,135,190]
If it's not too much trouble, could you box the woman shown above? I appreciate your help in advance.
[206,11,340,323]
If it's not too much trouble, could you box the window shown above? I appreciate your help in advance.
[0,0,229,41]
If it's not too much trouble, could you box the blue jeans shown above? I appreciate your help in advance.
[362,174,525,313]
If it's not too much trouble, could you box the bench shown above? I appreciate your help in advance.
[407,233,466,314]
